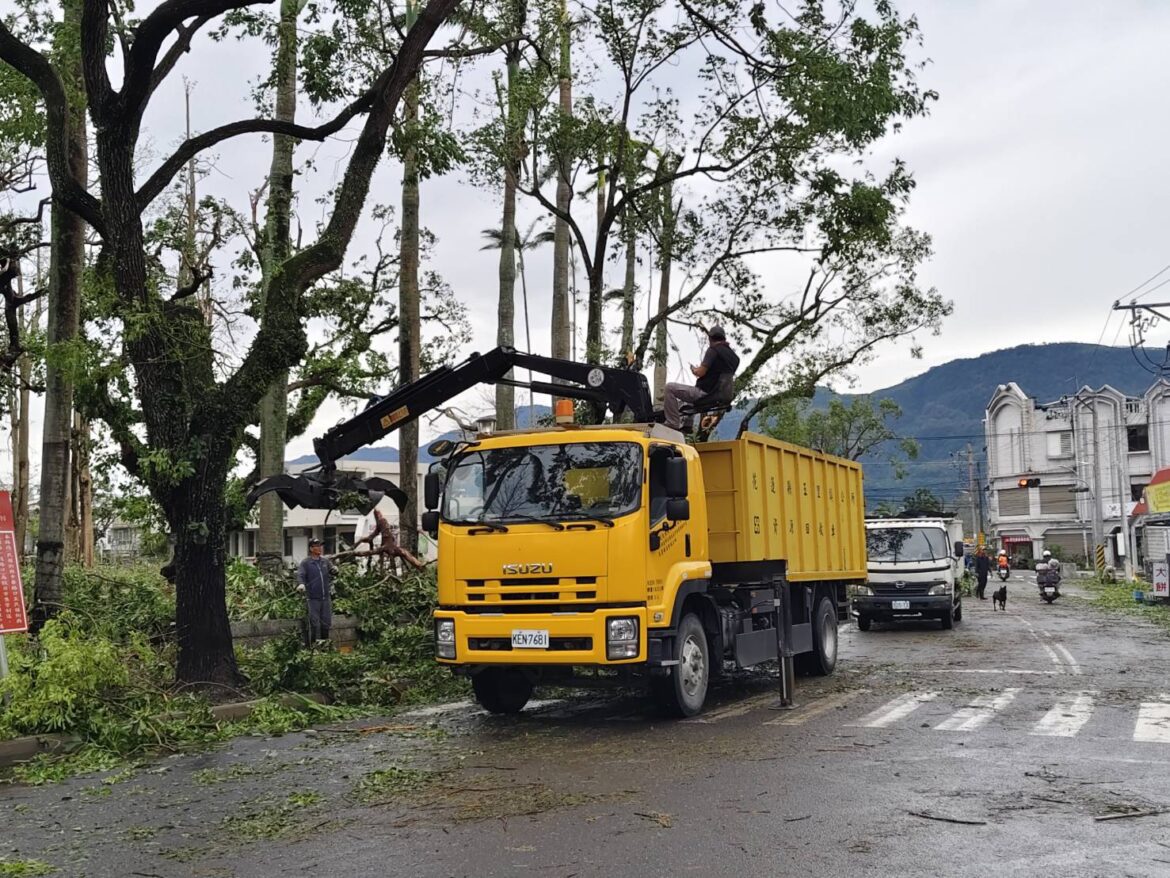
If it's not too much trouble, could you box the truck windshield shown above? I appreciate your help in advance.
[867,527,949,563]
[441,442,643,524]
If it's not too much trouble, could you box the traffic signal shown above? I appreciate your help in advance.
[1018,477,1040,488]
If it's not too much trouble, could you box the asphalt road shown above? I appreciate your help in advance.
[6,575,1170,877]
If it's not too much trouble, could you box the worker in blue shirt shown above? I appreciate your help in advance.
[297,538,337,646]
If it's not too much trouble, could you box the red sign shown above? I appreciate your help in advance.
[0,491,27,634]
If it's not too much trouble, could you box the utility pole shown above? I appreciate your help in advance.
[967,443,979,542]
[975,459,986,538]
[1089,398,1104,556]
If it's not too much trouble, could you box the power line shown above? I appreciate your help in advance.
[1128,262,1170,303]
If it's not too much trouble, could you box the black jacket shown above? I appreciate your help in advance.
[974,554,992,576]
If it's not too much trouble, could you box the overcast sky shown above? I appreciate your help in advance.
[7,0,1170,472]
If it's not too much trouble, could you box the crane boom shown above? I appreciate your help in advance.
[247,347,655,513]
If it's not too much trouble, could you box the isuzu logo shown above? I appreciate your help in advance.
[502,563,554,575]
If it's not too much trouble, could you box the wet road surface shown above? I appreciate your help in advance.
[6,575,1170,877]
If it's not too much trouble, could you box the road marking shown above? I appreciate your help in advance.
[931,669,1060,676]
[851,691,939,728]
[401,699,473,718]
[1053,644,1083,676]
[935,688,1021,732]
[682,693,776,724]
[1134,699,1170,744]
[1031,691,1096,737]
[765,689,868,726]
[1016,617,1068,674]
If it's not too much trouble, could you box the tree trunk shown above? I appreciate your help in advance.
[171,461,240,687]
[496,10,525,431]
[12,271,36,557]
[398,12,421,555]
[70,412,94,567]
[653,177,675,405]
[256,0,299,575]
[585,169,606,365]
[550,0,572,369]
[621,226,635,357]
[31,0,86,631]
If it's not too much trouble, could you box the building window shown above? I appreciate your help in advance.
[1128,424,1150,453]
[1133,484,1148,503]
[1046,431,1073,459]
[284,532,293,557]
[323,526,337,555]
[242,530,256,558]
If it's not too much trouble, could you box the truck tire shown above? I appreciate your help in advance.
[940,607,954,630]
[796,596,838,676]
[857,614,872,632]
[472,668,533,714]
[652,613,709,717]
[954,602,963,623]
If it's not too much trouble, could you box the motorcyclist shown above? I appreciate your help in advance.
[1036,549,1061,599]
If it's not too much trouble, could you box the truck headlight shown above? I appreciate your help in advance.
[606,616,639,660]
[435,619,456,659]
[927,583,951,596]
[850,585,874,597]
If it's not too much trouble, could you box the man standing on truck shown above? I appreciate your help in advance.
[663,325,740,431]
[974,545,991,599]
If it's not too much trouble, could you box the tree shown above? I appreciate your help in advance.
[901,487,945,516]
[255,0,301,575]
[29,0,86,629]
[762,396,919,476]
[514,0,944,423]
[0,0,461,684]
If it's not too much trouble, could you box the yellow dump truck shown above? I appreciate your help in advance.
[429,426,866,716]
[250,347,867,718]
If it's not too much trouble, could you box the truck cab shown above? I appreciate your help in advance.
[855,517,965,631]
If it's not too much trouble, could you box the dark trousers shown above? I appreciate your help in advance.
[976,573,988,599]
[306,595,332,645]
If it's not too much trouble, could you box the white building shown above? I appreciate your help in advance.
[228,450,435,565]
[985,381,1170,566]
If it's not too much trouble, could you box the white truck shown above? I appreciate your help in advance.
[855,516,966,630]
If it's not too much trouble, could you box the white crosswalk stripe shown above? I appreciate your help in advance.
[1030,691,1096,737]
[1134,699,1170,744]
[850,690,939,728]
[935,688,1021,732]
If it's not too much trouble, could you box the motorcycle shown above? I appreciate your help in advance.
[1036,564,1061,604]
[996,559,1011,582]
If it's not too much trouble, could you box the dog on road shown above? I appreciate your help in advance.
[992,585,1007,611]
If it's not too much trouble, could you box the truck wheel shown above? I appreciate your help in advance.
[797,597,838,676]
[857,614,872,632]
[472,668,533,714]
[653,613,709,717]
[954,602,963,623]
[941,608,954,630]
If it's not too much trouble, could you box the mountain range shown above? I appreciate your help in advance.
[290,343,1164,506]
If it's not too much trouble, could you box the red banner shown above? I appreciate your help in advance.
[0,491,27,634]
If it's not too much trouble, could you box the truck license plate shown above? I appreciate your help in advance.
[511,629,550,649]
[892,600,910,610]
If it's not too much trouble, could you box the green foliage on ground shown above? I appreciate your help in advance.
[1081,578,1170,633]
[0,563,462,783]
[0,860,56,877]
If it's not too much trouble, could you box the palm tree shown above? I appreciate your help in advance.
[482,220,555,424]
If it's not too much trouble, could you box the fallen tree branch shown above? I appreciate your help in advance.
[1093,808,1169,822]
[907,810,987,826]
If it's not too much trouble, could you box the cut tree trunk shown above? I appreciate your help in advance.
[256,0,299,575]
[621,227,635,357]
[495,16,525,431]
[31,0,86,631]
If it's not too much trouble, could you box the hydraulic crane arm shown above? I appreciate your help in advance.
[247,347,655,513]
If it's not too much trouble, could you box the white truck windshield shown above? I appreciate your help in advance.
[441,442,643,524]
[867,527,949,563]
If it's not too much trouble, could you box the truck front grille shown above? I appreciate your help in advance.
[467,637,594,652]
[870,582,934,596]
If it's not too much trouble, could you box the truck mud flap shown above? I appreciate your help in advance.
[734,622,813,668]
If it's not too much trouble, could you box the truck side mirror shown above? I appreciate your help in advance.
[667,498,690,522]
[954,541,965,559]
[424,472,441,510]
[665,457,688,498]
[421,510,439,537]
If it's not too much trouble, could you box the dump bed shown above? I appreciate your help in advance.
[696,432,866,582]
